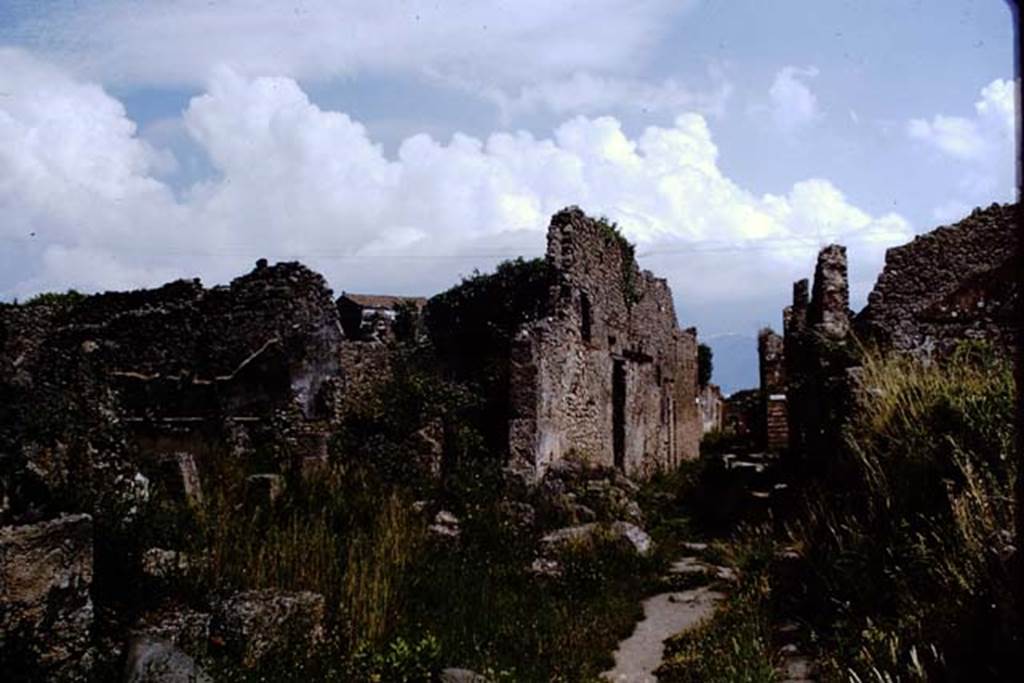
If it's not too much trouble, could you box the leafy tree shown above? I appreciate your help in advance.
[698,343,713,387]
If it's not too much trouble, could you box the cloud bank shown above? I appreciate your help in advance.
[1,49,912,336]
[907,78,1017,221]
[9,0,691,90]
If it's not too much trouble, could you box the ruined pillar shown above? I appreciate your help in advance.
[809,245,850,340]
[758,328,788,452]
[784,278,809,456]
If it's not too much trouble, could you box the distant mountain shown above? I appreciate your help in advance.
[703,332,758,396]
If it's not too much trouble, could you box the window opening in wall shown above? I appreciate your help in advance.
[613,359,626,470]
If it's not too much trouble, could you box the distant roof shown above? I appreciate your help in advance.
[339,293,428,309]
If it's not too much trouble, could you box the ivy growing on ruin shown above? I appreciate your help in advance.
[424,257,556,454]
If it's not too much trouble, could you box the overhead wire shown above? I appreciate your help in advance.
[0,224,913,261]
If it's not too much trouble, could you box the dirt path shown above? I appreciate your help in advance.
[600,556,725,682]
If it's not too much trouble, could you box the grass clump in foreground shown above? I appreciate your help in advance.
[135,353,673,681]
[656,525,779,683]
[787,342,1020,680]
[183,463,664,681]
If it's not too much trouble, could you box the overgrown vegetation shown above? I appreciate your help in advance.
[786,342,1020,680]
[698,343,713,388]
[425,257,554,454]
[21,288,86,308]
[158,447,670,681]
[405,518,661,681]
[128,300,681,680]
[651,341,1020,683]
[658,526,778,683]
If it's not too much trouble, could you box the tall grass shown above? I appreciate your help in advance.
[185,456,350,609]
[161,447,666,681]
[788,342,1019,679]
[344,492,422,649]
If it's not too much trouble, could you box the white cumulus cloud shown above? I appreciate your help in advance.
[8,0,692,90]
[767,66,821,132]
[1,50,912,336]
[907,78,1017,209]
[483,70,733,122]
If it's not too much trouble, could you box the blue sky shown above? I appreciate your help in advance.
[0,1,1016,391]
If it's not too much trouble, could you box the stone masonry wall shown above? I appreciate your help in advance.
[783,278,810,456]
[855,202,1018,357]
[508,208,699,478]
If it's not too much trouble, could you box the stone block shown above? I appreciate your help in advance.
[124,636,213,683]
[211,589,325,669]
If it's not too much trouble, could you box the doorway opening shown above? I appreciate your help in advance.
[613,359,626,470]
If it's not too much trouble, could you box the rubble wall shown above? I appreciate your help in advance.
[855,202,1018,357]
[0,261,347,525]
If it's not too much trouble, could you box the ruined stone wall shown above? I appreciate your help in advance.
[336,341,393,415]
[809,245,851,340]
[38,262,345,423]
[509,208,699,478]
[780,204,1018,461]
[0,261,351,523]
[699,383,724,434]
[781,245,858,460]
[675,328,701,467]
[722,389,761,440]
[783,279,810,456]
[855,202,1018,357]
[757,328,788,452]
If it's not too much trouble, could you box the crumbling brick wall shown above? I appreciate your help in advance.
[508,207,700,478]
[855,202,1018,357]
